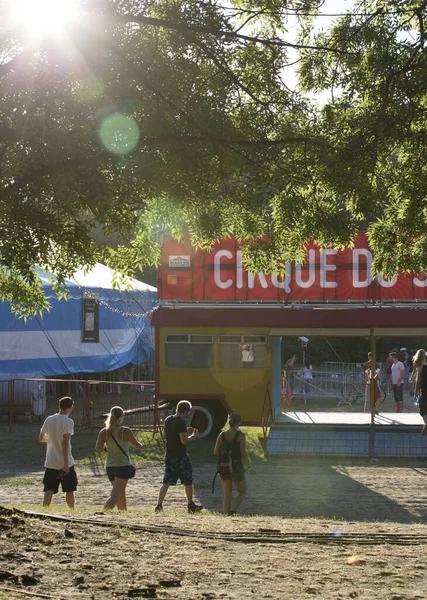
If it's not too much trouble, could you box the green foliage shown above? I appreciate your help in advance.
[1,0,427,312]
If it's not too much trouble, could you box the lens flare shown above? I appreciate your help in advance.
[99,113,140,156]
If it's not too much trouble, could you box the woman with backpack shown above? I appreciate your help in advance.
[213,412,255,516]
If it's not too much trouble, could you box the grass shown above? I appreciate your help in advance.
[0,476,37,488]
[0,424,266,473]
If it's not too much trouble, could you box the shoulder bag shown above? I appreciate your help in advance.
[110,432,136,478]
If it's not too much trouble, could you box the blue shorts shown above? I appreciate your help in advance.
[163,455,193,486]
[106,465,133,482]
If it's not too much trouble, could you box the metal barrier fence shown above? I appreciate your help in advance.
[290,370,366,406]
[321,361,363,374]
[0,378,167,433]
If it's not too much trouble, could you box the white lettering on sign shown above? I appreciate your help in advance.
[214,250,233,288]
[209,246,423,294]
[377,273,398,288]
[320,249,338,289]
[236,250,243,289]
[413,274,427,287]
[353,249,373,288]
[248,271,268,289]
[295,249,316,288]
[271,262,291,293]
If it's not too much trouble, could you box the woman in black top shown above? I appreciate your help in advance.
[414,349,427,434]
[213,413,255,515]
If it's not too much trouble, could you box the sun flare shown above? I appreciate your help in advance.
[8,0,78,38]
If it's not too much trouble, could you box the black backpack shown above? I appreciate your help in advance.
[212,431,239,493]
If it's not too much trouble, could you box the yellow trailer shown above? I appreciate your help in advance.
[152,310,275,436]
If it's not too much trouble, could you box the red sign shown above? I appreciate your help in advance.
[158,234,427,302]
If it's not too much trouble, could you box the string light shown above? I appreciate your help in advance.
[90,294,155,319]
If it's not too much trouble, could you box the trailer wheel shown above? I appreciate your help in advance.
[190,402,227,439]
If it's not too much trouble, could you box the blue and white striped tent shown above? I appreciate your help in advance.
[0,264,157,377]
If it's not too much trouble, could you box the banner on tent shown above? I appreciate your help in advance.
[159,233,427,302]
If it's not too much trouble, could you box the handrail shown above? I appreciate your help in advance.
[261,380,272,441]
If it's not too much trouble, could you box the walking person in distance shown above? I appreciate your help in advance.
[213,413,255,516]
[95,406,145,510]
[363,352,382,414]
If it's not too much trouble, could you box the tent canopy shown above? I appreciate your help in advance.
[0,264,157,376]
[35,263,156,297]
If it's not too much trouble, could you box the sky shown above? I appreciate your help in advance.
[282,0,355,95]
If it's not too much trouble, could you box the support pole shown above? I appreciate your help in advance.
[370,330,376,425]
[369,329,376,457]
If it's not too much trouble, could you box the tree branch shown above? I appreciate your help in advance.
[138,134,325,147]
[0,156,103,200]
[113,13,357,55]
[185,34,269,107]
[417,3,426,48]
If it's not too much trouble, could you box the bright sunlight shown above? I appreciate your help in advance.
[7,0,78,38]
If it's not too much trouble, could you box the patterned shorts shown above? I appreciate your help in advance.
[163,455,193,486]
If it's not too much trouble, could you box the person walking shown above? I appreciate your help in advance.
[413,349,427,435]
[39,396,78,508]
[214,413,255,516]
[284,355,296,399]
[385,353,394,391]
[95,406,145,510]
[302,359,313,399]
[389,351,406,412]
[400,348,412,390]
[155,400,202,513]
[363,357,382,414]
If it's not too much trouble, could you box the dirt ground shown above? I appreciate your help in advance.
[1,425,427,599]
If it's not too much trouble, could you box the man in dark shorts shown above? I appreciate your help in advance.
[39,396,78,508]
[155,400,203,513]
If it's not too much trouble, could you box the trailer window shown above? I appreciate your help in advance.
[165,334,213,368]
[218,335,267,369]
[165,335,188,343]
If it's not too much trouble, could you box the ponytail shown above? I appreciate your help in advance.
[105,406,124,437]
